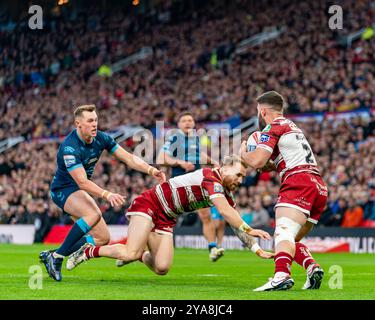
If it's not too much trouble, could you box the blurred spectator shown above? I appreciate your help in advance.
[341,198,364,228]
[103,205,127,225]
[237,195,253,225]
[248,199,270,228]
[33,201,63,243]
[262,194,275,220]
[321,199,347,227]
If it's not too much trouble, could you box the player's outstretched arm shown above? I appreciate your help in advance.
[211,197,273,258]
[112,146,166,183]
[211,197,269,236]
[68,166,125,207]
[231,226,274,259]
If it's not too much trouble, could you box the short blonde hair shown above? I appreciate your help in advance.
[74,104,96,118]
[222,154,248,168]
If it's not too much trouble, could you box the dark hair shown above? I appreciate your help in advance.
[177,111,194,122]
[74,104,96,118]
[256,91,284,111]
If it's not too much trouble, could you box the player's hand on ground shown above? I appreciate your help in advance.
[247,228,271,240]
[256,249,275,259]
[181,161,195,172]
[152,169,166,183]
[108,193,126,207]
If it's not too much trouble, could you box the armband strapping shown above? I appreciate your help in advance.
[147,167,156,176]
[250,243,261,254]
[102,190,112,200]
[239,222,252,233]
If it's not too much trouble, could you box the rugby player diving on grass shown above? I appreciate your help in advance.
[66,155,274,276]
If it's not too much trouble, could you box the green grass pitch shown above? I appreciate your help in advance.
[0,244,374,300]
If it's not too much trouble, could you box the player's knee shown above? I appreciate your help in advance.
[102,233,110,245]
[154,266,170,276]
[90,210,102,225]
[274,217,301,247]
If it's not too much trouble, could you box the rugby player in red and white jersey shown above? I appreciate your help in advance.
[66,155,274,276]
[240,91,328,291]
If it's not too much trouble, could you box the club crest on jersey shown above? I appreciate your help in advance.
[260,133,270,143]
[64,146,75,153]
[262,124,271,132]
[63,155,76,167]
[214,183,224,193]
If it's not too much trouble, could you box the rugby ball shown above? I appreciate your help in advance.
[246,131,261,152]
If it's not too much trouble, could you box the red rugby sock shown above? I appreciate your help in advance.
[274,252,293,276]
[85,246,101,258]
[294,242,318,270]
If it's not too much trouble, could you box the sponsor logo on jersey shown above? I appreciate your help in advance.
[260,133,270,143]
[262,124,271,132]
[64,146,75,153]
[247,145,257,152]
[214,183,224,193]
[296,197,311,207]
[87,157,98,165]
[63,155,76,167]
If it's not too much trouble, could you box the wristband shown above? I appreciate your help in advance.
[147,167,156,176]
[239,222,252,233]
[250,243,261,254]
[101,190,112,200]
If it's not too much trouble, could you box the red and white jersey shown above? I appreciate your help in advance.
[256,117,320,182]
[152,168,236,219]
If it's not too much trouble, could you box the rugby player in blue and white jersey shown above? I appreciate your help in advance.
[40,104,166,281]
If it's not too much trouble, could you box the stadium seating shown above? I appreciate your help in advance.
[0,0,374,239]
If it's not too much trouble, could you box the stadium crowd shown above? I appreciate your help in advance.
[1,0,375,139]
[1,0,375,240]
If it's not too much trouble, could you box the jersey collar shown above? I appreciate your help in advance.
[178,129,193,137]
[213,167,222,181]
[75,129,95,145]
[273,116,286,121]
